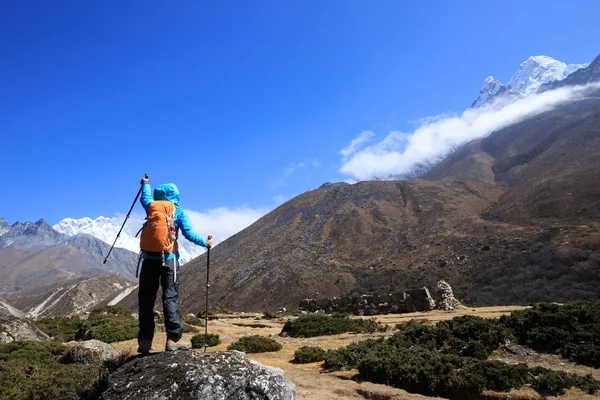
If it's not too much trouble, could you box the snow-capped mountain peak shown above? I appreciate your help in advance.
[507,55,589,95]
[472,55,589,107]
[53,215,204,264]
[471,76,508,107]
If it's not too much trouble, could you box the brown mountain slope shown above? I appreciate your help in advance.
[118,88,600,314]
[167,178,536,312]
[425,93,600,225]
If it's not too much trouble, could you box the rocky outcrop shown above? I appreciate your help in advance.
[101,350,295,400]
[62,339,118,364]
[0,316,50,343]
[8,274,136,318]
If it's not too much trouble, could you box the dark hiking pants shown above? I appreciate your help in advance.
[138,257,183,343]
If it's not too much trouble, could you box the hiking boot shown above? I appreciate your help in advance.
[165,339,190,352]
[137,339,153,354]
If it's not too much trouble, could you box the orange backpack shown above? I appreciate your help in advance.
[140,200,178,253]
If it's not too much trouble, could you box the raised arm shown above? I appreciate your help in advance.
[176,208,208,247]
[140,181,153,212]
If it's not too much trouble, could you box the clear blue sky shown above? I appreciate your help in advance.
[1,0,598,225]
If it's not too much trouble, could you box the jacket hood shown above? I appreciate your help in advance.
[154,183,180,206]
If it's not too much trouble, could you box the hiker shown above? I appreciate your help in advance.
[137,176,212,353]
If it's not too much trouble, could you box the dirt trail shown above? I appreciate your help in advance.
[112,306,599,400]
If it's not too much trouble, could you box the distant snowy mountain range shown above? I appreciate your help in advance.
[53,215,205,264]
[472,55,589,107]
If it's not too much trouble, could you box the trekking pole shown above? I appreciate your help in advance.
[103,174,148,264]
[203,235,212,353]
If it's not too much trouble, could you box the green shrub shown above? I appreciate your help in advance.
[191,333,221,348]
[292,346,327,364]
[349,318,380,333]
[227,335,282,353]
[183,323,200,333]
[356,345,597,398]
[283,314,380,338]
[90,305,133,317]
[0,341,102,400]
[561,343,600,368]
[34,317,81,342]
[75,314,138,343]
[197,306,232,317]
[182,314,204,326]
[501,301,600,367]
[263,309,304,319]
[323,338,387,370]
[36,307,139,344]
[321,310,600,398]
[528,367,600,396]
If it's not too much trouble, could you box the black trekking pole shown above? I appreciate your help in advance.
[103,174,148,264]
[203,235,212,353]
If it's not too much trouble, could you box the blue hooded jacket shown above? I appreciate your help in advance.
[140,182,208,260]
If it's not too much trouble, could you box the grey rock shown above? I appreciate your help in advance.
[279,319,294,337]
[0,332,13,343]
[101,350,296,400]
[0,317,50,342]
[63,339,118,364]
[405,287,435,311]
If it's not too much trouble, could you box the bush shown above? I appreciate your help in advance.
[292,346,327,364]
[323,338,388,371]
[34,317,81,342]
[182,314,204,326]
[501,300,600,367]
[227,335,282,353]
[183,323,200,333]
[197,306,232,317]
[561,343,600,368]
[263,309,304,319]
[89,305,133,317]
[282,314,380,338]
[0,341,102,400]
[190,333,221,348]
[36,306,139,344]
[355,344,597,398]
[75,314,138,343]
[394,316,509,359]
[321,310,600,398]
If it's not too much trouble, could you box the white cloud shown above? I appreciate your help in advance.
[340,130,375,159]
[340,83,600,181]
[186,206,270,246]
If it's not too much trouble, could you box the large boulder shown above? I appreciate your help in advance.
[101,350,296,400]
[62,339,119,364]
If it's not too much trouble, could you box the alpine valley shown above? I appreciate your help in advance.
[2,53,599,317]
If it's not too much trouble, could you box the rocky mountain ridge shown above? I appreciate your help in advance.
[113,57,600,313]
[0,218,138,295]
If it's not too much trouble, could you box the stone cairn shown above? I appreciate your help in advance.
[436,280,461,310]
[298,287,436,316]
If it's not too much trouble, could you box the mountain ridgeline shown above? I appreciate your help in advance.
[4,54,600,316]
[0,219,138,295]
[161,55,600,313]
